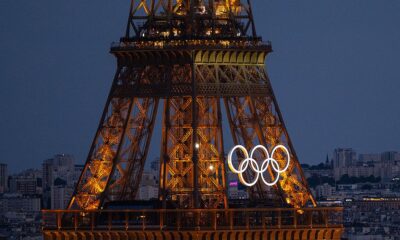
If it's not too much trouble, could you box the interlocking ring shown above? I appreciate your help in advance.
[227,145,291,187]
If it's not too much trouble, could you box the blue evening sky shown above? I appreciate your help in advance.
[0,1,399,173]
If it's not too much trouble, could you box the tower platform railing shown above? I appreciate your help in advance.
[42,207,342,232]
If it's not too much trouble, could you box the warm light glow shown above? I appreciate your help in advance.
[195,143,200,149]
[227,144,291,187]
[296,209,304,215]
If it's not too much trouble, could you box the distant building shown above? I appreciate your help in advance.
[333,149,400,182]
[41,154,75,209]
[135,170,158,200]
[334,148,357,167]
[73,164,84,186]
[226,172,248,199]
[51,154,75,186]
[302,163,333,179]
[0,163,7,193]
[381,151,400,181]
[359,153,380,163]
[0,193,41,212]
[337,184,358,191]
[42,159,54,190]
[150,158,160,180]
[137,185,158,200]
[150,158,159,172]
[381,151,400,163]
[141,170,158,186]
[315,183,335,199]
[42,154,75,189]
[51,185,73,209]
[9,176,38,195]
[343,197,400,238]
[333,148,357,180]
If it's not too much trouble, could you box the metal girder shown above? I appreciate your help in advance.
[252,69,317,208]
[102,97,158,202]
[224,96,281,202]
[160,96,195,208]
[223,65,316,208]
[68,67,135,210]
[160,96,227,209]
[124,0,257,40]
[68,66,159,210]
[158,62,227,209]
[69,58,315,211]
[111,61,271,98]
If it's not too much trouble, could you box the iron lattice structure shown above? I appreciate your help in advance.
[68,0,317,212]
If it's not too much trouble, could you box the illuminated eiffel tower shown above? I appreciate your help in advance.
[42,1,343,239]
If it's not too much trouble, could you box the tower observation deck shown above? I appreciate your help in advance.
[42,1,343,239]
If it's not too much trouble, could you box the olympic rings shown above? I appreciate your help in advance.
[227,145,291,187]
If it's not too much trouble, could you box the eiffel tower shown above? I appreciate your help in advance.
[42,1,343,239]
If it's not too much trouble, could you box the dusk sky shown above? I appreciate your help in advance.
[0,1,399,173]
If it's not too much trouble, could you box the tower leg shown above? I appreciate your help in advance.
[224,65,315,208]
[103,97,159,203]
[224,96,275,201]
[68,95,134,209]
[160,97,227,209]
[251,70,316,207]
[68,66,159,210]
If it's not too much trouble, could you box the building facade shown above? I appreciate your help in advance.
[0,163,7,193]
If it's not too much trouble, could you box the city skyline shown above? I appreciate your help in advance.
[1,1,400,173]
[3,145,400,238]
[2,147,400,175]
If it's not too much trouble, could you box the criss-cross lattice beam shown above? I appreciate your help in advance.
[252,68,317,207]
[196,97,227,208]
[69,45,315,211]
[68,65,160,210]
[124,0,257,39]
[160,96,227,209]
[161,96,195,208]
[68,67,136,210]
[159,63,227,209]
[225,96,281,201]
[101,97,159,203]
[223,65,316,208]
